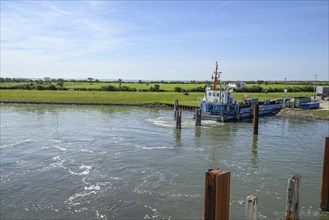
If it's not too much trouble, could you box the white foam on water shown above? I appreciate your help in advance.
[146,116,224,128]
[68,164,92,176]
[80,149,94,153]
[84,185,101,191]
[36,160,66,173]
[0,139,34,149]
[96,210,107,220]
[52,155,61,160]
[145,117,175,128]
[51,139,62,143]
[66,190,97,206]
[53,145,67,151]
[144,205,160,219]
[135,144,175,150]
[111,137,124,143]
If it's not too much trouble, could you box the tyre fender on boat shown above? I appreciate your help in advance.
[214,99,218,103]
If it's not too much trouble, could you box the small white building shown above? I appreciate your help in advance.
[228,81,246,88]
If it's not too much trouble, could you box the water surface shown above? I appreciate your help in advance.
[1,105,328,219]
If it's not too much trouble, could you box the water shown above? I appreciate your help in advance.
[0,105,328,219]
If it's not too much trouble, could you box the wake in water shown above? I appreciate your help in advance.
[145,116,222,128]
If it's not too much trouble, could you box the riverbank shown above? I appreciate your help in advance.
[2,100,328,121]
[1,89,328,120]
[277,108,329,121]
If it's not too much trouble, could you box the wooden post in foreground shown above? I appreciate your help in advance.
[321,137,329,210]
[253,104,259,135]
[204,169,231,220]
[174,99,179,119]
[245,195,257,220]
[285,175,301,220]
[176,110,182,129]
[195,109,201,126]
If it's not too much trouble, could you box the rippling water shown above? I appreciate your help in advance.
[1,105,328,219]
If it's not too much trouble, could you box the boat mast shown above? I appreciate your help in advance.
[213,62,218,90]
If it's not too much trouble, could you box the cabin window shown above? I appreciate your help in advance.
[208,92,211,96]
[213,92,216,96]
[217,93,219,97]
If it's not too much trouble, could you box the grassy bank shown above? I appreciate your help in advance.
[0,90,203,106]
[0,89,314,106]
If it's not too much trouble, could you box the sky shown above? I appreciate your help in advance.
[1,1,328,81]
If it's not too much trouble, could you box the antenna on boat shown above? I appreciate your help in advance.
[212,62,221,90]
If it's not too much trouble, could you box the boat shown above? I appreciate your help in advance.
[299,101,320,109]
[198,62,283,122]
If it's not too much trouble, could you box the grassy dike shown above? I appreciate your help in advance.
[0,89,314,106]
[0,90,203,106]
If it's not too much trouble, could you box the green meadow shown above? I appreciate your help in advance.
[0,89,314,106]
[1,80,326,92]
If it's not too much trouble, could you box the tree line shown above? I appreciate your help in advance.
[0,77,327,93]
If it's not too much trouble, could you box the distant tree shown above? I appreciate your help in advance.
[117,79,122,87]
[87,77,94,84]
[57,78,65,88]
[102,85,117,91]
[174,86,183,92]
[257,80,264,85]
[44,77,51,84]
[154,84,160,91]
[138,80,143,84]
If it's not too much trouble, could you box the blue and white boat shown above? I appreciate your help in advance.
[199,62,283,122]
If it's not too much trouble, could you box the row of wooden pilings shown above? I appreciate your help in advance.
[174,99,201,129]
[204,137,329,220]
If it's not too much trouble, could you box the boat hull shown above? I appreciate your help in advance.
[299,102,320,109]
[199,102,282,122]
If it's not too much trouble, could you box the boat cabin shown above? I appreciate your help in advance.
[203,86,234,104]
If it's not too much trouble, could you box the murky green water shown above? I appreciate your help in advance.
[1,105,328,219]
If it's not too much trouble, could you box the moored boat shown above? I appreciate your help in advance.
[198,62,283,122]
[299,101,320,109]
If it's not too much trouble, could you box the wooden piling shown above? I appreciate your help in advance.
[321,137,329,210]
[204,169,231,220]
[195,109,201,126]
[176,110,182,129]
[245,195,257,220]
[253,104,259,135]
[174,99,179,119]
[174,99,179,111]
[285,175,301,220]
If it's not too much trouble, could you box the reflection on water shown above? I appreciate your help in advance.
[0,104,328,219]
[251,134,259,168]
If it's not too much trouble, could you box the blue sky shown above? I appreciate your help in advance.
[1,1,328,81]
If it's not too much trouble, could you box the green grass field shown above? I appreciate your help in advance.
[2,81,326,91]
[0,89,314,106]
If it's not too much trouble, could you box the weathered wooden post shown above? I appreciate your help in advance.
[285,175,301,220]
[195,109,201,126]
[321,137,329,210]
[204,169,231,220]
[245,195,257,220]
[253,104,259,135]
[176,110,182,129]
[174,99,179,119]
